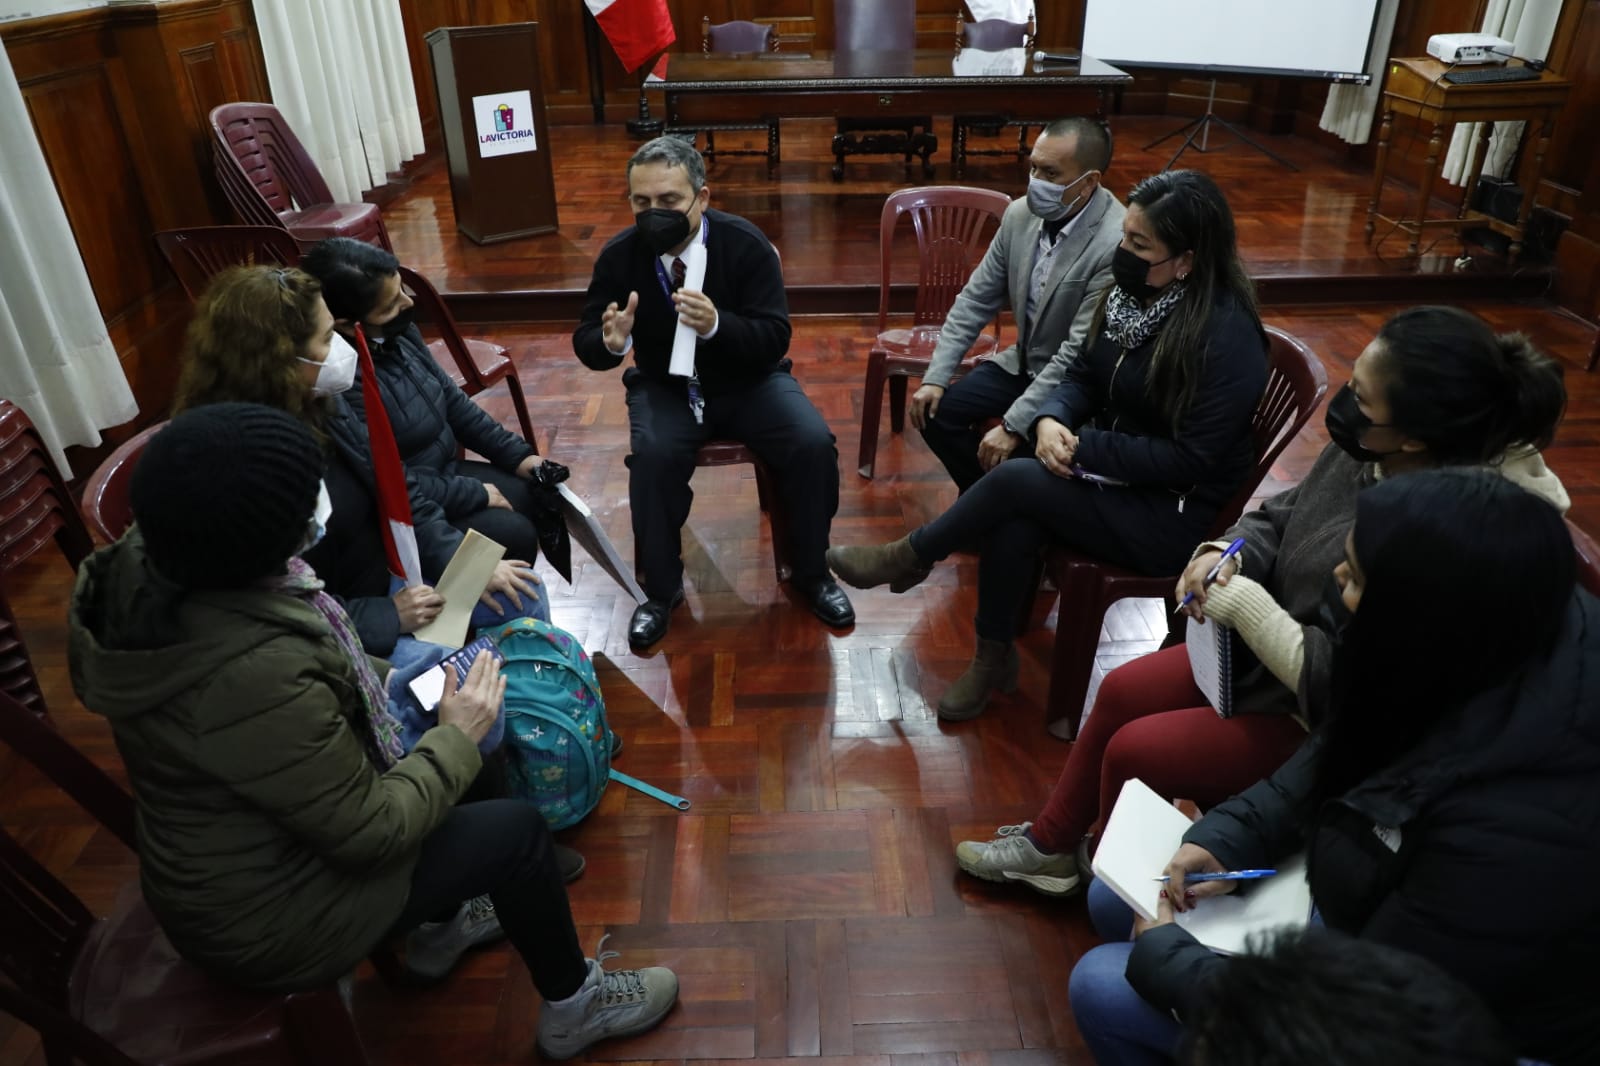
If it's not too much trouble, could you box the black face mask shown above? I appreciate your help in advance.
[1324,384,1401,464]
[378,307,415,342]
[1112,245,1173,300]
[635,207,693,256]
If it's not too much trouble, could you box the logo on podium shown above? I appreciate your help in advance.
[472,90,537,159]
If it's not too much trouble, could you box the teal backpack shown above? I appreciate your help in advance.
[491,617,612,830]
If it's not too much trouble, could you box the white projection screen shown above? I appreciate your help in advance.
[1082,0,1384,82]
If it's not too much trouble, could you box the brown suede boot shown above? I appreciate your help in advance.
[937,639,1019,721]
[825,536,932,593]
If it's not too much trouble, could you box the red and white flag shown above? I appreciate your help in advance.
[354,325,423,588]
[585,0,675,73]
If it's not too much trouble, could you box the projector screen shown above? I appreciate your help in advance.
[1082,0,1383,82]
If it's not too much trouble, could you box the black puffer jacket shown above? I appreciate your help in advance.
[1127,591,1600,1065]
[308,395,465,653]
[344,326,535,520]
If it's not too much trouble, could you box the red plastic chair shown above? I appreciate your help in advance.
[80,422,165,546]
[209,103,393,253]
[951,9,1039,178]
[0,401,94,576]
[632,441,791,585]
[857,185,1010,478]
[154,226,302,302]
[1040,326,1329,739]
[689,17,781,177]
[396,266,538,447]
[0,704,368,1066]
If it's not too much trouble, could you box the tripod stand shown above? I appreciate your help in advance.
[1145,78,1299,172]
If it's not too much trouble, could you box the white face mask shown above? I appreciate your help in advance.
[300,333,358,396]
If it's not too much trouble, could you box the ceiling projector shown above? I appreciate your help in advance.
[1427,32,1514,64]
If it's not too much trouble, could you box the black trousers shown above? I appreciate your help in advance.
[908,458,1213,643]
[388,800,588,1001]
[453,460,542,565]
[624,366,839,600]
[920,361,1035,493]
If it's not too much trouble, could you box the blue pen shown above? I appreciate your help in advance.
[1175,536,1247,614]
[1151,869,1277,883]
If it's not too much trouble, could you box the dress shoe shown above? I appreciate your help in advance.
[628,590,684,649]
[800,575,855,627]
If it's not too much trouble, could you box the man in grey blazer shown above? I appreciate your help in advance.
[909,118,1126,492]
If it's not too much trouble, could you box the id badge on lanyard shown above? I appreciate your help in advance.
[655,216,710,425]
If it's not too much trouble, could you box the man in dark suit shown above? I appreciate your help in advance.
[573,137,852,649]
[908,118,1125,492]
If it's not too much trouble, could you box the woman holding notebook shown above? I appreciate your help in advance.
[1070,469,1600,1066]
[953,306,1568,899]
[829,169,1268,721]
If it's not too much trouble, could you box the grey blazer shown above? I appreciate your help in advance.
[922,186,1126,433]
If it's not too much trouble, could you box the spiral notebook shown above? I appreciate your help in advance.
[1186,616,1234,717]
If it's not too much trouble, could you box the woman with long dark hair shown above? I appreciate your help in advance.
[1069,469,1600,1066]
[829,170,1268,720]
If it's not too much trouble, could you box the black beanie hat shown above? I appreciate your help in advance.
[132,403,323,589]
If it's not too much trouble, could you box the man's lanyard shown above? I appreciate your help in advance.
[652,215,709,299]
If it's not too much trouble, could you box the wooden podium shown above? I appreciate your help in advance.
[1366,57,1569,259]
[427,23,558,244]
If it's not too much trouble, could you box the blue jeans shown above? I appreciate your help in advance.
[1068,879,1184,1066]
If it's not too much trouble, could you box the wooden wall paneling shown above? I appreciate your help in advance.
[399,0,459,148]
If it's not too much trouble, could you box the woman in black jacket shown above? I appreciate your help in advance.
[301,238,548,568]
[828,170,1268,720]
[1070,469,1600,1066]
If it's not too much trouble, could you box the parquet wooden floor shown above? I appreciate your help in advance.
[3,299,1597,1065]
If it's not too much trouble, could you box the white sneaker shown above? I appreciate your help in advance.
[403,895,504,981]
[536,934,680,1060]
[954,822,1080,896]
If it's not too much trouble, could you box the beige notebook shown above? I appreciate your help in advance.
[411,529,506,648]
[1092,777,1312,955]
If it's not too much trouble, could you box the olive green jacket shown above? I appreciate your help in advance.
[68,532,482,991]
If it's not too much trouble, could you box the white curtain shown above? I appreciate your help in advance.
[0,37,135,476]
[1442,0,1562,184]
[253,0,424,202]
[1318,0,1402,144]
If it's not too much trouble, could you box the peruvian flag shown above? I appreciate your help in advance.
[354,325,423,588]
[586,0,675,73]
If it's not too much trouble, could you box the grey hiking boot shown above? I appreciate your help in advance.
[403,895,504,981]
[955,822,1079,896]
[536,934,680,1060]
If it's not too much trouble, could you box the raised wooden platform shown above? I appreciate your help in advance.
[384,116,1552,323]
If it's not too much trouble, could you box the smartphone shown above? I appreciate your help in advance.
[407,636,505,711]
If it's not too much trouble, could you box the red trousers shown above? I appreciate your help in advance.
[1030,644,1307,854]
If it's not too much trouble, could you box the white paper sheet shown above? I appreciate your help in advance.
[667,220,709,378]
[412,529,506,648]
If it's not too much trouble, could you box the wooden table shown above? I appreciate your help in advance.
[637,49,1131,179]
[1366,56,1569,259]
